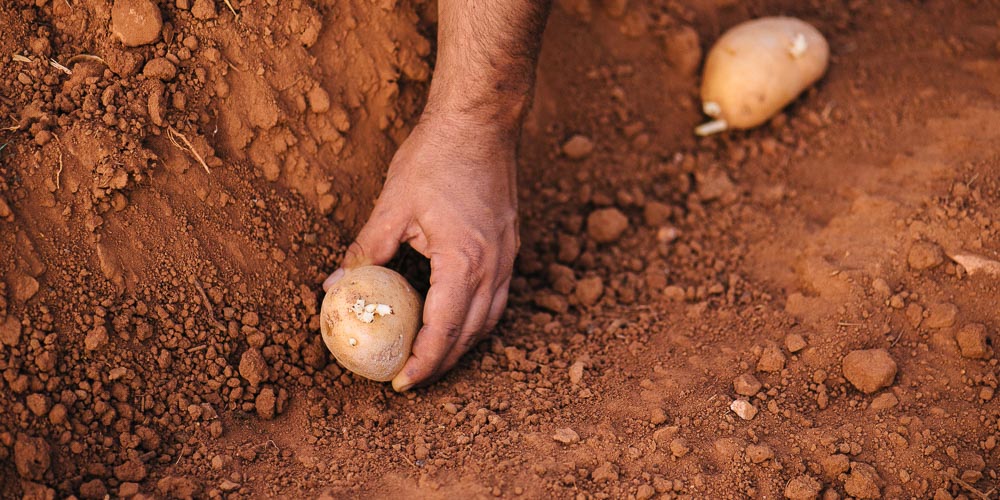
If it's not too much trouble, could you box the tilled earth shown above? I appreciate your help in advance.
[0,0,998,498]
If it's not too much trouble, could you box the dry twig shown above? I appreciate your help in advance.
[49,58,72,75]
[945,472,992,500]
[167,126,211,174]
[53,134,64,189]
[12,54,32,63]
[222,0,239,20]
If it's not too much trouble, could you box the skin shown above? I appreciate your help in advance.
[324,0,552,392]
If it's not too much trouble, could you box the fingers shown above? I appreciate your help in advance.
[323,203,406,292]
[435,285,494,376]
[392,253,479,392]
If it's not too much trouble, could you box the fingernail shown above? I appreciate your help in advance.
[392,375,413,393]
[323,268,345,291]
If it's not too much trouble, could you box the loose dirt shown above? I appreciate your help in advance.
[1,0,998,498]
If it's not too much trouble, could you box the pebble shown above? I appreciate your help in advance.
[843,462,882,499]
[575,276,604,306]
[586,208,629,243]
[552,427,580,444]
[733,373,762,396]
[756,344,786,373]
[784,333,807,353]
[111,0,163,47]
[955,323,991,359]
[562,135,594,160]
[907,241,943,270]
[730,399,758,420]
[26,394,49,417]
[783,475,821,500]
[842,349,897,393]
[821,454,850,479]
[84,326,109,351]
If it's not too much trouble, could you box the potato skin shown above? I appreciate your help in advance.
[701,17,829,129]
[320,266,422,382]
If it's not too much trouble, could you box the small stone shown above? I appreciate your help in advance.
[255,387,277,419]
[907,241,943,270]
[239,348,269,387]
[143,57,177,81]
[924,303,958,329]
[843,462,881,499]
[307,86,331,113]
[669,438,690,458]
[111,0,163,47]
[191,0,217,19]
[586,208,629,243]
[730,399,758,420]
[733,373,762,396]
[242,311,260,327]
[552,427,580,444]
[842,349,897,393]
[568,361,585,384]
[591,461,619,482]
[784,475,821,500]
[746,444,773,463]
[868,392,898,412]
[784,333,807,353]
[955,323,992,359]
[534,293,568,314]
[562,135,594,160]
[756,344,786,373]
[575,276,604,306]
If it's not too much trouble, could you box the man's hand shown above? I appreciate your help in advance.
[324,112,519,392]
[324,0,550,391]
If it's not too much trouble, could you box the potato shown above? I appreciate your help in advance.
[696,17,829,135]
[320,266,422,382]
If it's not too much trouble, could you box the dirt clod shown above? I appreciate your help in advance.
[907,241,944,270]
[733,373,762,396]
[756,344,786,372]
[783,475,821,500]
[955,323,991,359]
[730,399,758,420]
[562,135,594,160]
[552,428,580,444]
[842,349,897,393]
[586,208,629,243]
[239,348,269,387]
[14,435,50,481]
[111,0,163,47]
[843,462,882,499]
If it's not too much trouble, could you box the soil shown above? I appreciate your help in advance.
[1,0,999,498]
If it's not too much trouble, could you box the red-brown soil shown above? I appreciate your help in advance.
[1,0,998,498]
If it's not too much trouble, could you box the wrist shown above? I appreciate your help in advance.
[422,72,531,139]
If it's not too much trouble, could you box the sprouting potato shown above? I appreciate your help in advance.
[696,17,829,136]
[320,266,423,382]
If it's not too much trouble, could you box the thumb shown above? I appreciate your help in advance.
[325,205,406,291]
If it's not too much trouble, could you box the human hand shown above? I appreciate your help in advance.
[323,111,519,392]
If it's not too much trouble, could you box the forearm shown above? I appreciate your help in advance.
[424,0,551,133]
